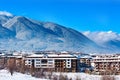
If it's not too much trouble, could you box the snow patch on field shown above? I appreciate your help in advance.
[0,70,46,80]
[1,69,120,80]
[54,73,102,80]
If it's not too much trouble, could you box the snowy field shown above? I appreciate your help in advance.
[1,69,120,80]
[0,70,46,80]
[0,69,102,80]
[53,72,102,80]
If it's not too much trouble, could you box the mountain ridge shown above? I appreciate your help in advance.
[0,14,117,53]
[0,15,100,52]
[83,31,120,53]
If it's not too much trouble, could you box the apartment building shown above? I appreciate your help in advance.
[1,51,120,74]
[24,52,78,72]
[91,54,120,75]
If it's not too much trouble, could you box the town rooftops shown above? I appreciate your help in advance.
[26,53,78,59]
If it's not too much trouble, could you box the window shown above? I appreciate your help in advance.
[28,62,31,64]
[48,59,53,61]
[36,59,40,61]
[36,65,41,68]
[41,65,47,67]
[68,59,70,61]
[41,59,47,63]
[48,65,53,67]
[36,62,41,64]
[67,62,70,64]
[66,64,71,68]
[68,65,70,67]
[25,59,32,65]
[48,62,53,64]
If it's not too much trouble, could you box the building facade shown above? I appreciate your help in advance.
[1,51,120,75]
[24,52,78,72]
[91,54,120,75]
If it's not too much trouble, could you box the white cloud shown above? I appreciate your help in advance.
[0,11,13,17]
[82,31,120,44]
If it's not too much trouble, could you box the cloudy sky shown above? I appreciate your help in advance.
[0,0,120,33]
[82,31,120,44]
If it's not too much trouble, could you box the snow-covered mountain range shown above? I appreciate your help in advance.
[83,31,120,52]
[0,11,99,52]
[0,11,119,53]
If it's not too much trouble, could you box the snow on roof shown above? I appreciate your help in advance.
[60,51,69,54]
[27,53,77,58]
[0,53,5,56]
[80,55,92,59]
[28,54,43,57]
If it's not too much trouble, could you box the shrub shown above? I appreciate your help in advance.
[101,75,115,80]
[59,74,68,80]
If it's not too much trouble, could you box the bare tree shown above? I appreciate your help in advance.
[20,60,26,74]
[0,58,6,69]
[7,58,16,75]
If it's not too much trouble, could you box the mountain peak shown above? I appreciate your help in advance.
[0,11,13,17]
[13,16,27,20]
[0,13,110,53]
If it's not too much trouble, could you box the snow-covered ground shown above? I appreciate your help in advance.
[54,73,102,80]
[54,73,120,80]
[0,69,102,80]
[0,69,120,80]
[115,75,120,80]
[0,70,46,80]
